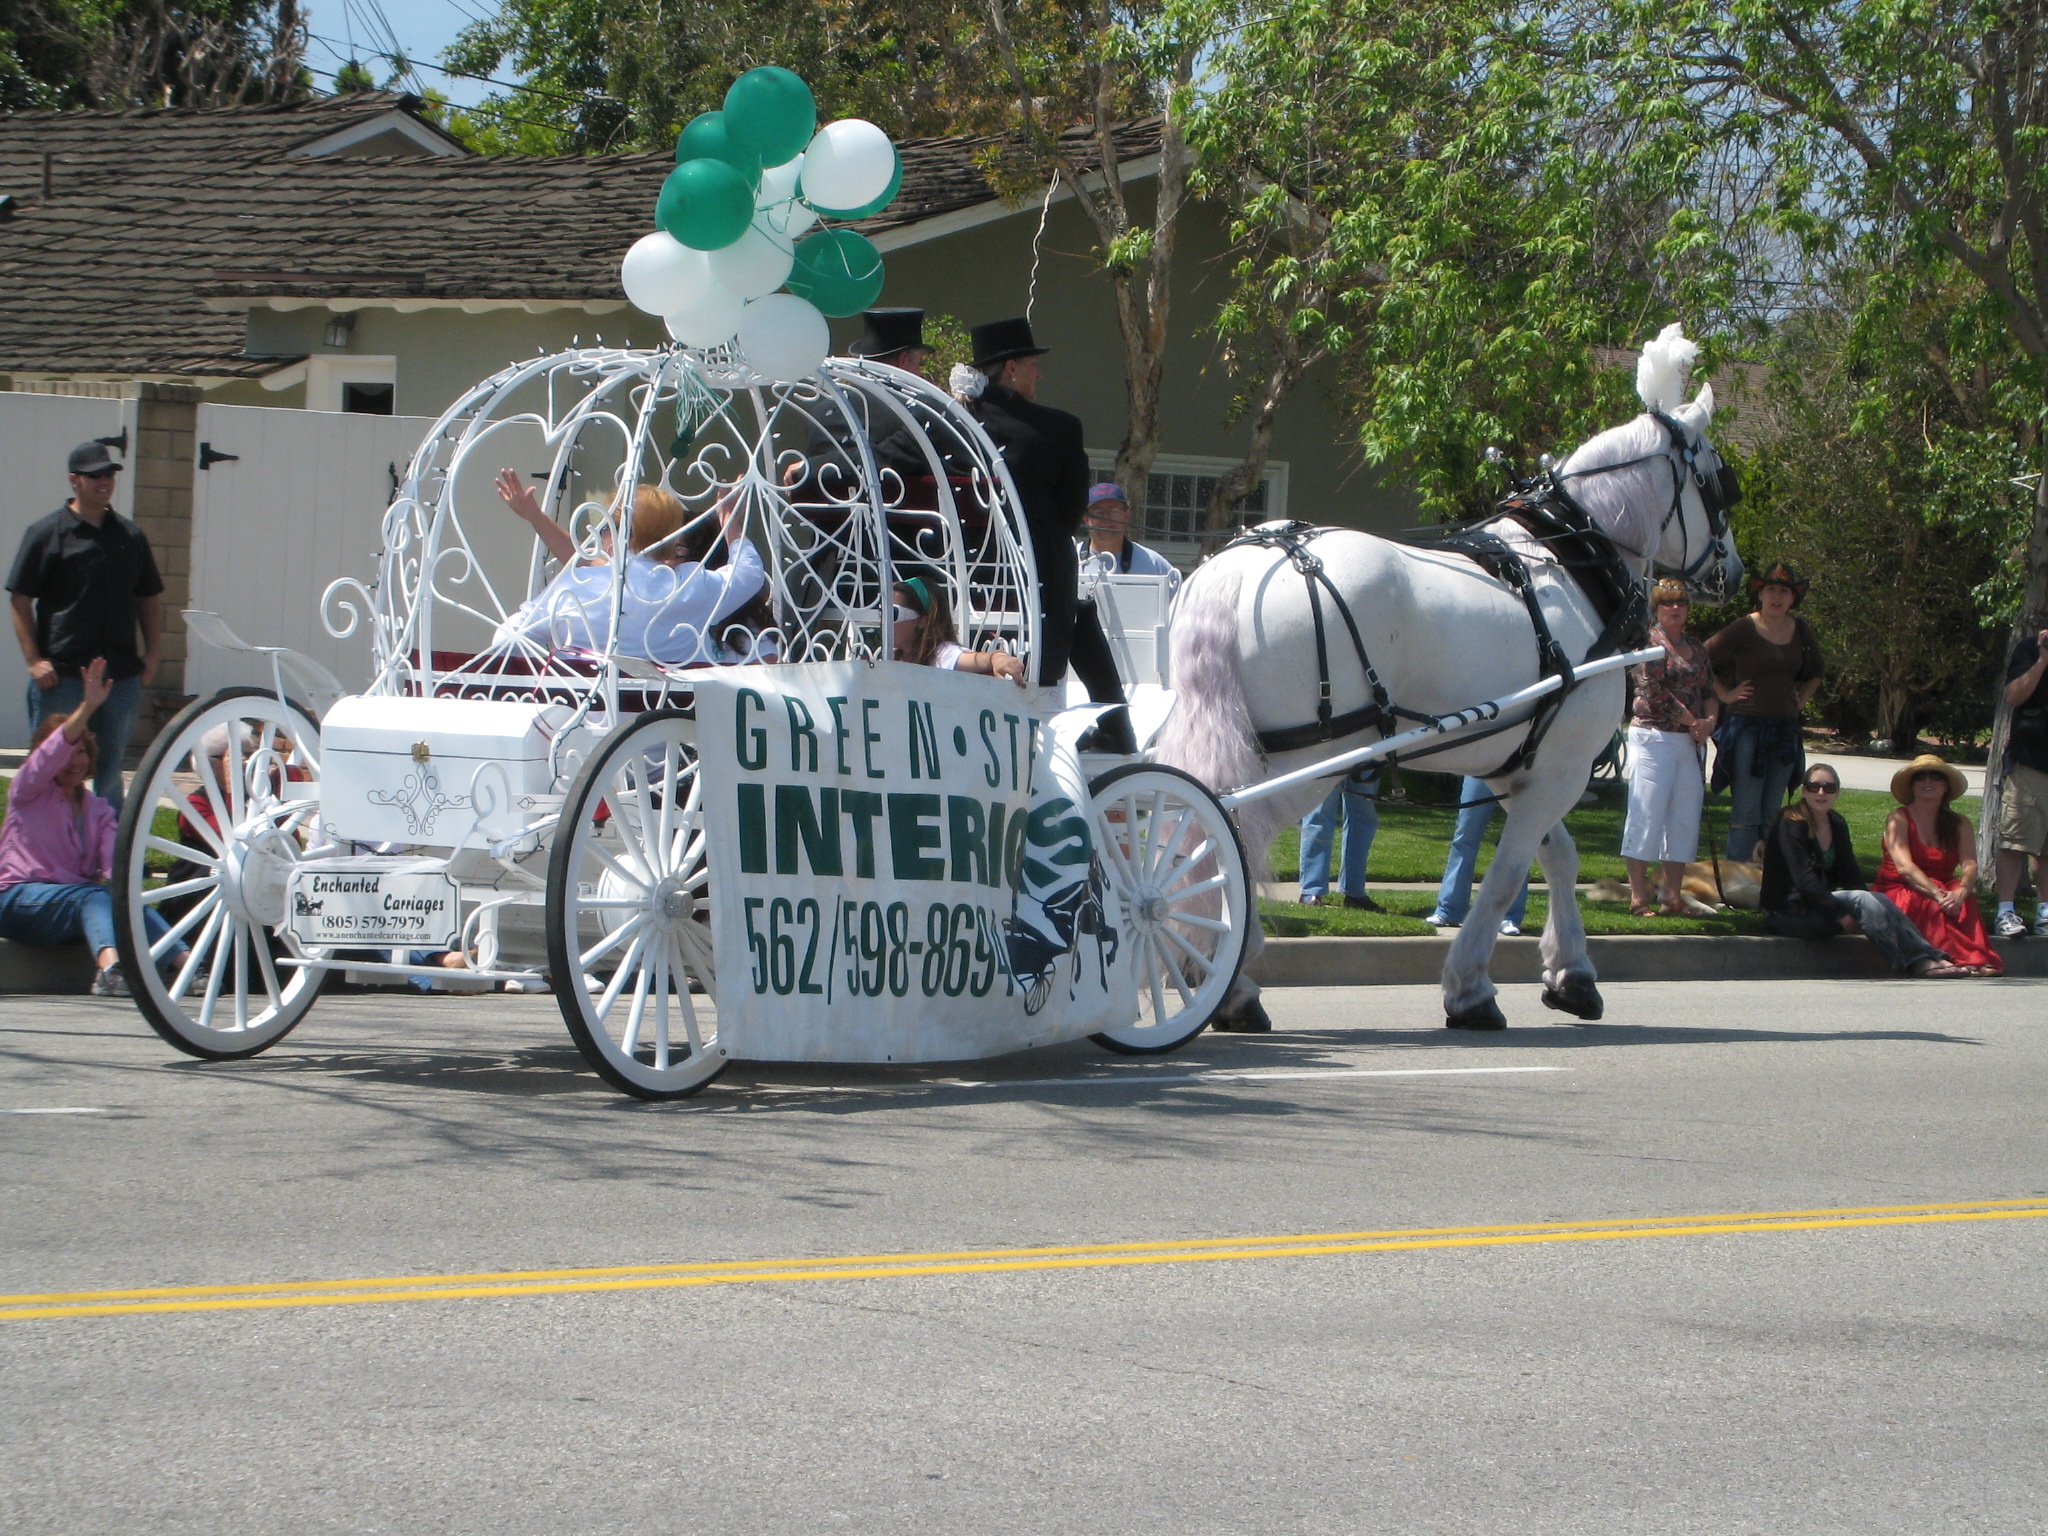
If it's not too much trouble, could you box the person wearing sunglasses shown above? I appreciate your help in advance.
[889,577,1024,682]
[1759,763,1968,977]
[6,441,164,810]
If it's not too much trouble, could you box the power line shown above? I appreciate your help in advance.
[302,28,614,110]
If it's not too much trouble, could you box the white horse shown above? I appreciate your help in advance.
[1155,325,1744,1030]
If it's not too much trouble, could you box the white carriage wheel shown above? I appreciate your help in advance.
[1087,763,1252,1055]
[546,709,727,1100]
[113,688,326,1060]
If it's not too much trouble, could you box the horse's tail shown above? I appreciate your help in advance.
[1154,561,1282,883]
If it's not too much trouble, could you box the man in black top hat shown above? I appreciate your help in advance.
[783,308,930,495]
[965,317,1130,747]
[7,441,165,809]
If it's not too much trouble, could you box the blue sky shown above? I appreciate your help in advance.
[300,1,501,109]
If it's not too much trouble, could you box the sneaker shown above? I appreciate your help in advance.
[1341,893,1386,913]
[1993,909,2027,939]
[90,965,129,998]
[2034,910,2048,939]
[1424,911,1459,928]
[1499,920,1523,937]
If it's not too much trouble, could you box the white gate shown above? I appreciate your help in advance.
[187,403,438,697]
[0,392,135,748]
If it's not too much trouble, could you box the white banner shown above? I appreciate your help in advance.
[695,661,1132,1063]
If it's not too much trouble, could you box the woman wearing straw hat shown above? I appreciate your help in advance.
[1706,562,1826,862]
[1870,754,2002,975]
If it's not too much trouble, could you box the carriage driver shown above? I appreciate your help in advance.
[1079,481,1180,595]
[954,317,1133,753]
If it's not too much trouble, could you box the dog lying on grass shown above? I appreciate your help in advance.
[1586,859,1762,915]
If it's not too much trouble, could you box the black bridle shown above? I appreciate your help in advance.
[1552,409,1740,598]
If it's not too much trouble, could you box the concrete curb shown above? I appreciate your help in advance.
[1247,934,2048,987]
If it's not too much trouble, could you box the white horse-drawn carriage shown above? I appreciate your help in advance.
[110,344,1256,1098]
[111,325,1741,1093]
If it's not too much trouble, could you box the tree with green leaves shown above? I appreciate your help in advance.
[1,1,307,110]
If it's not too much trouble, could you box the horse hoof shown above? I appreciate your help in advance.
[1445,1000,1507,1031]
[1540,975,1604,1021]
[1211,998,1272,1033]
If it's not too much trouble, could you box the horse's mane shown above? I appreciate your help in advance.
[1552,413,1670,542]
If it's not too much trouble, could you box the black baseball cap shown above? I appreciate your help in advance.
[68,441,122,476]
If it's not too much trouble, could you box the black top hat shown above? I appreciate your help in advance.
[850,308,925,358]
[67,441,121,476]
[970,316,1050,369]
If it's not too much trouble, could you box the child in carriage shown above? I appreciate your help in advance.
[891,575,1025,682]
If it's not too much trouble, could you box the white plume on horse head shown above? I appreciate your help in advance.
[1635,323,1698,413]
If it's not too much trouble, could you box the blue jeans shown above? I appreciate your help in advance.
[27,673,143,811]
[1298,769,1378,900]
[1430,776,1530,926]
[0,881,169,959]
[1720,714,1803,862]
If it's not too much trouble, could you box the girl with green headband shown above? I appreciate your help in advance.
[891,578,1025,682]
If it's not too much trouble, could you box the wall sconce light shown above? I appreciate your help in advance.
[323,311,357,349]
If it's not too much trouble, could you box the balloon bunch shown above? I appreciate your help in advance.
[619,67,902,383]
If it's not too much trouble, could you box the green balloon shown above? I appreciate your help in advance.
[674,111,760,187]
[723,66,816,170]
[655,158,756,251]
[806,149,902,220]
[786,229,885,318]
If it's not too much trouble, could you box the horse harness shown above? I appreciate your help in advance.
[1225,409,1739,774]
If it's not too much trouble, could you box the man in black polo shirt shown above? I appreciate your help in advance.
[1994,620,2048,937]
[8,441,164,810]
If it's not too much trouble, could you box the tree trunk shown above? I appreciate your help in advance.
[1200,329,1313,550]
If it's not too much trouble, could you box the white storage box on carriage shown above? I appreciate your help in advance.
[318,694,570,847]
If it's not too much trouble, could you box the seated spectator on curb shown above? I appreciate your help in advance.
[891,577,1025,681]
[1426,776,1530,936]
[1297,766,1383,911]
[1623,579,1716,916]
[1872,755,2003,976]
[1992,620,2048,938]
[1760,764,1964,977]
[0,658,189,995]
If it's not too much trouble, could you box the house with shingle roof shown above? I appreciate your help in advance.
[0,92,1416,545]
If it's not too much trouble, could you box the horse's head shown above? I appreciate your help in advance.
[1554,324,1743,602]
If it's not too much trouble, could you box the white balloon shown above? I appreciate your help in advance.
[757,154,804,206]
[737,293,830,382]
[665,279,746,349]
[798,119,896,212]
[756,196,818,242]
[620,231,709,317]
[707,223,795,301]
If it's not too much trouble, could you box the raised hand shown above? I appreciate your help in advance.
[81,656,112,712]
[494,468,545,525]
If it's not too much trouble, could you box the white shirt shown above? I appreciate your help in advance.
[621,540,767,666]
[494,562,615,653]
[1080,537,1181,593]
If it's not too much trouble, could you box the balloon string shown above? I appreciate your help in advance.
[1026,168,1059,324]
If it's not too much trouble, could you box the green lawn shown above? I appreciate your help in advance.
[1265,778,1973,888]
[1259,889,1771,939]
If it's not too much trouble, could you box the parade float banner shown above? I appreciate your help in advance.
[695,661,1132,1061]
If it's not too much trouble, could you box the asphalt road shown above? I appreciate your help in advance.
[3,978,2044,1534]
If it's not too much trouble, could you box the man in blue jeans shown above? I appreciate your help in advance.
[1297,766,1384,910]
[8,441,163,811]
[1426,775,1531,935]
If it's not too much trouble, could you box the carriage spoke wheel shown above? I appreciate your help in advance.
[547,709,725,1100]
[1086,763,1251,1055]
[114,688,326,1060]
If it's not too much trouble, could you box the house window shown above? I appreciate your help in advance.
[305,355,396,413]
[1087,452,1288,545]
[341,382,394,415]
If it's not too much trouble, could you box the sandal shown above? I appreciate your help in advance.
[1658,899,1688,917]
[1629,902,1659,918]
[1908,960,1970,979]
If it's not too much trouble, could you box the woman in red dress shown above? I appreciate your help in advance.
[1871,754,2002,975]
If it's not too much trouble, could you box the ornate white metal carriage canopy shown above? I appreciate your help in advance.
[324,345,1042,720]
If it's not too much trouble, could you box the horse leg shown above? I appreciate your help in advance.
[1441,769,1583,1029]
[1533,821,1602,1021]
[1210,924,1270,1032]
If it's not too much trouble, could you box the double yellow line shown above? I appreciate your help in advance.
[7,1198,2045,1323]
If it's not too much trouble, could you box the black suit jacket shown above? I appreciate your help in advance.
[974,383,1092,546]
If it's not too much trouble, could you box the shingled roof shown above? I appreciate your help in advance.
[0,97,1160,382]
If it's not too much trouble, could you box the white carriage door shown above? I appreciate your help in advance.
[187,403,438,699]
[0,392,137,747]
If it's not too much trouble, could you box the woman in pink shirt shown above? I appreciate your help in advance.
[0,658,187,995]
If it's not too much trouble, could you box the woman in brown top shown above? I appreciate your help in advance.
[1706,563,1826,860]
